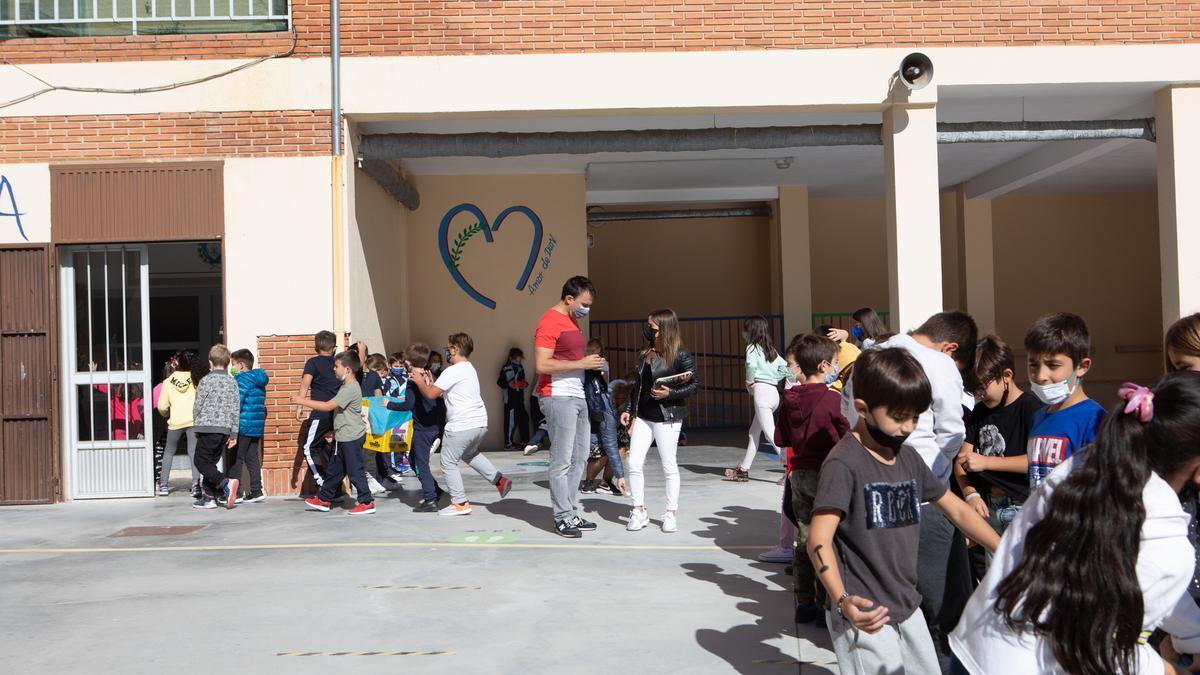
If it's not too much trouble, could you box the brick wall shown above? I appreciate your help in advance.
[0,110,331,163]
[1,1,1197,64]
[257,334,318,497]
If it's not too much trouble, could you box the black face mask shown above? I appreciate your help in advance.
[865,419,909,452]
[643,324,657,343]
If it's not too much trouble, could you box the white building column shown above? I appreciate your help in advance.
[956,185,997,335]
[884,102,943,332]
[1156,85,1200,327]
[776,184,813,339]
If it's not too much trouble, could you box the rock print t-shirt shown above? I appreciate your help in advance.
[812,433,946,631]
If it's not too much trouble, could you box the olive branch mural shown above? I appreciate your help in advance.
[449,221,484,268]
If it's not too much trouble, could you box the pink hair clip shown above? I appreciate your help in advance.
[1118,382,1155,423]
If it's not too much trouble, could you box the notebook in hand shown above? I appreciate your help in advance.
[654,371,693,388]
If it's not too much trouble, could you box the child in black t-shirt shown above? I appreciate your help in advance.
[807,349,999,675]
[296,330,340,493]
[954,336,1042,552]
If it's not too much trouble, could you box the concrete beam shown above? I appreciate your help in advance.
[359,159,420,210]
[964,137,1133,200]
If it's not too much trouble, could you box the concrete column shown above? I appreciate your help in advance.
[884,103,943,332]
[776,185,813,340]
[956,185,997,335]
[1156,85,1200,327]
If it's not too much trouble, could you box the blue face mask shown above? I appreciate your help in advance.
[851,326,865,342]
[391,368,405,377]
[823,363,840,386]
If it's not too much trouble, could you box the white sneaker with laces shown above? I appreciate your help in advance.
[662,512,678,533]
[757,545,792,563]
[366,474,387,495]
[430,438,442,454]
[523,444,541,456]
[626,509,650,531]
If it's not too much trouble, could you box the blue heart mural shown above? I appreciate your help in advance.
[438,203,544,310]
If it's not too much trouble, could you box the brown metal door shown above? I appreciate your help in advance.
[0,245,59,504]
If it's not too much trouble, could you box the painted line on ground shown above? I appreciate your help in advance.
[0,541,774,555]
[365,585,481,591]
[277,651,454,657]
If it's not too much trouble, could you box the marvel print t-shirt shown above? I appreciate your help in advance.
[965,391,1043,500]
[534,308,585,399]
[1026,398,1106,488]
[813,433,947,630]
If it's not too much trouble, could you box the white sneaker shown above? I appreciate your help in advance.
[430,437,442,454]
[523,444,541,456]
[439,502,472,516]
[366,474,387,495]
[757,545,792,563]
[626,509,650,531]
[662,512,678,533]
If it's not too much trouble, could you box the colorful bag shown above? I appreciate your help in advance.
[362,396,413,453]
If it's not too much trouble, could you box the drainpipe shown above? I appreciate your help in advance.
[330,0,346,349]
[587,207,772,223]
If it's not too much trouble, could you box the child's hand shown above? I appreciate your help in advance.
[826,328,850,343]
[842,596,889,633]
[226,438,236,449]
[292,394,304,405]
[958,451,989,473]
[967,494,990,520]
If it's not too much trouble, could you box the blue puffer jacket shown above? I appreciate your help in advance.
[235,369,270,438]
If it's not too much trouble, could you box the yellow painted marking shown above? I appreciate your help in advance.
[0,541,772,555]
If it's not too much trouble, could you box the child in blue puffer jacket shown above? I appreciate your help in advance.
[229,348,269,502]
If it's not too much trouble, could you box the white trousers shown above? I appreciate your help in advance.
[741,382,782,470]
[627,417,682,512]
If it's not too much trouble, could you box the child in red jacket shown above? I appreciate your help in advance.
[775,333,850,624]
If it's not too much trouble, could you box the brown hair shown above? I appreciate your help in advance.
[646,308,683,366]
[974,335,1016,393]
[1166,313,1200,372]
[448,333,474,358]
[586,337,604,355]
[405,343,431,368]
[230,348,254,370]
[788,333,838,377]
[365,354,388,373]
[208,344,231,368]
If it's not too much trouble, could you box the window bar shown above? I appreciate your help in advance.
[52,0,58,22]
[189,0,194,19]
[84,252,95,444]
[225,0,231,20]
[92,0,98,22]
[169,0,175,20]
[120,249,130,444]
[209,0,213,19]
[102,249,113,445]
[33,0,41,23]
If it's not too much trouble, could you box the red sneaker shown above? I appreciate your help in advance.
[496,475,512,498]
[348,502,376,515]
[304,497,331,512]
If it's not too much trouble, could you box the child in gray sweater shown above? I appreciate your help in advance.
[192,344,242,510]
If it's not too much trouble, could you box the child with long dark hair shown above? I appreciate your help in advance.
[951,371,1200,675]
[726,315,790,481]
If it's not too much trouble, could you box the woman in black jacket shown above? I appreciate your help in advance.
[620,308,698,533]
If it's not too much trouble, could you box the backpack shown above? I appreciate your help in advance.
[584,370,609,422]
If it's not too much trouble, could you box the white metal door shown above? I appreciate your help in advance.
[60,246,153,498]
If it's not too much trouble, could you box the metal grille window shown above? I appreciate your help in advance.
[0,0,289,38]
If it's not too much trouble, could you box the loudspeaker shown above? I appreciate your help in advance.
[897,52,934,90]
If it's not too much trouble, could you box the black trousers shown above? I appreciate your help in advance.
[194,432,230,495]
[226,436,263,492]
[503,394,530,445]
[317,434,373,505]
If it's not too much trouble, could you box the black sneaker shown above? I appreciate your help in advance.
[413,499,439,513]
[244,491,266,503]
[554,519,582,538]
[795,602,824,624]
[571,516,597,531]
[579,480,597,494]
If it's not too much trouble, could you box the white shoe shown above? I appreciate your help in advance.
[366,474,387,495]
[523,444,541,456]
[626,509,650,531]
[662,512,678,533]
[430,438,442,454]
[757,545,792,563]
[439,502,472,516]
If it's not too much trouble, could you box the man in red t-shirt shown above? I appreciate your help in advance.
[535,275,606,538]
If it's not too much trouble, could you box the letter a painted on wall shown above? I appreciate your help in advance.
[438,203,544,310]
[0,175,28,241]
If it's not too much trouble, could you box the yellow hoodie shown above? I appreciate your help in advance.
[157,372,196,430]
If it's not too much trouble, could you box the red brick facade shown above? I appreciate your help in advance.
[0,1,1197,64]
[0,110,331,163]
[256,334,319,497]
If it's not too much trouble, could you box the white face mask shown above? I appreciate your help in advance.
[1030,371,1078,405]
[571,304,590,318]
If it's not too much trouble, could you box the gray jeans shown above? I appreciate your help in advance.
[826,607,940,675]
[543,395,590,522]
[440,427,498,504]
[159,427,198,485]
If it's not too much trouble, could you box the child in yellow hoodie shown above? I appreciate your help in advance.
[157,349,200,497]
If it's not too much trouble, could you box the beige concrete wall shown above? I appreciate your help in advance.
[809,197,890,318]
[347,166,411,355]
[992,192,1161,407]
[587,207,772,321]
[406,173,588,447]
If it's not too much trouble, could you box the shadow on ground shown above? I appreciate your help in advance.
[687,504,836,674]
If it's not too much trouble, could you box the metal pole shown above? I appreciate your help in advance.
[330,0,346,350]
[331,0,341,156]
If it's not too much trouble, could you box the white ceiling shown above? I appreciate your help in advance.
[357,86,1159,199]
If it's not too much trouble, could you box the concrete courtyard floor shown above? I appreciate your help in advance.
[0,437,837,674]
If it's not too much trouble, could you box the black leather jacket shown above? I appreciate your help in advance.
[625,347,699,423]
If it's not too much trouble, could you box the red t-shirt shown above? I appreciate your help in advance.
[535,308,585,398]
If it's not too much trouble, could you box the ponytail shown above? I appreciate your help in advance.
[994,371,1200,675]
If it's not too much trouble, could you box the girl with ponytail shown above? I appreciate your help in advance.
[950,371,1200,675]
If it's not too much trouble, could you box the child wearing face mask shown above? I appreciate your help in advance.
[498,347,530,449]
[1023,313,1106,490]
[384,352,412,476]
[808,348,999,675]
[767,333,850,625]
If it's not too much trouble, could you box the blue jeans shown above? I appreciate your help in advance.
[589,405,624,478]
